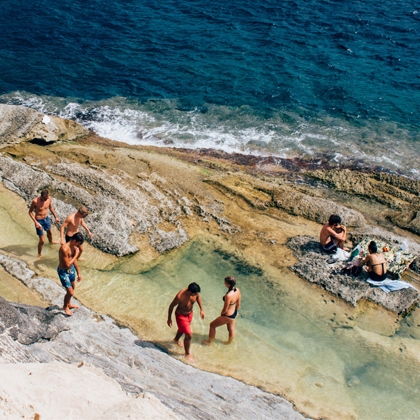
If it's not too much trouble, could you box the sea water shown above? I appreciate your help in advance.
[0,0,419,175]
[0,185,419,419]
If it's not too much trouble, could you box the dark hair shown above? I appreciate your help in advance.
[224,276,237,292]
[40,189,49,198]
[368,241,378,253]
[328,215,342,225]
[188,282,201,294]
[71,232,85,245]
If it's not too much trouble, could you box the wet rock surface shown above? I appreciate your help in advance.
[0,104,88,146]
[287,235,419,314]
[0,253,305,420]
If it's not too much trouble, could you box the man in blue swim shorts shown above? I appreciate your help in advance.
[58,232,84,316]
[28,190,60,258]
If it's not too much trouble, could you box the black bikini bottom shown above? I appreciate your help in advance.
[224,309,238,319]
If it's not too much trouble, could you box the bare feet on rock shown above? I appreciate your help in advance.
[185,354,194,362]
[68,304,79,309]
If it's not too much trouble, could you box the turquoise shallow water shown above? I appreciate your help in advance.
[78,238,420,419]
[0,183,419,419]
[0,0,419,175]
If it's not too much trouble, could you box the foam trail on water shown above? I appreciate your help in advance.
[1,92,419,176]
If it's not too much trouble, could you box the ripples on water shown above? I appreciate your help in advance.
[0,0,419,175]
[65,238,420,419]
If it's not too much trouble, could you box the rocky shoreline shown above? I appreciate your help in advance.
[0,253,303,419]
[0,103,419,419]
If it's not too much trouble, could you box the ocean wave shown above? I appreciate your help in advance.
[1,91,419,176]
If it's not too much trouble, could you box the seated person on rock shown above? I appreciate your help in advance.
[360,240,388,282]
[320,215,349,254]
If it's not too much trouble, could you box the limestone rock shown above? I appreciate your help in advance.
[309,169,420,236]
[0,254,305,420]
[287,235,419,314]
[206,174,366,227]
[0,155,188,256]
[0,104,88,147]
[0,297,67,345]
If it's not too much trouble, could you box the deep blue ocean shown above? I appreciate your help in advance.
[1,0,419,175]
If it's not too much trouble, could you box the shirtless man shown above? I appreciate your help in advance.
[57,232,84,316]
[28,190,60,258]
[60,206,92,259]
[320,214,349,254]
[167,283,205,361]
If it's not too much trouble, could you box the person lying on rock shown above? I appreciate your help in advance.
[28,189,60,258]
[167,283,205,362]
[60,206,93,260]
[57,232,84,316]
[320,214,349,254]
[360,240,388,282]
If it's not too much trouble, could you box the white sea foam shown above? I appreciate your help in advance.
[1,91,419,177]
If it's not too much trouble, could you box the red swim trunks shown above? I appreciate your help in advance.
[175,312,193,335]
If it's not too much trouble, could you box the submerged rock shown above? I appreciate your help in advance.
[0,254,305,420]
[347,376,360,388]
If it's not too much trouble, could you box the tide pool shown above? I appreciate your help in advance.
[0,183,419,419]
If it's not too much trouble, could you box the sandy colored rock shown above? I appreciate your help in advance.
[0,362,179,420]
[0,104,88,147]
[206,173,366,227]
[309,169,420,235]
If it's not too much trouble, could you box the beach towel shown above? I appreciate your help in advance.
[367,279,418,294]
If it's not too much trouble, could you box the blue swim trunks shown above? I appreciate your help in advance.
[36,217,51,236]
[57,265,76,288]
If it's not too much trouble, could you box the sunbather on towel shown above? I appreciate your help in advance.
[361,240,388,282]
[320,215,349,254]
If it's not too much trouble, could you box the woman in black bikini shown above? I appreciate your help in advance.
[361,241,388,281]
[202,276,241,345]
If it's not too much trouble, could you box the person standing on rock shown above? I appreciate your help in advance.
[320,214,349,254]
[58,232,84,316]
[167,283,205,362]
[28,189,60,258]
[60,206,92,260]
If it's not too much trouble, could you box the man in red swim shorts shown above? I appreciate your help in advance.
[167,283,205,362]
